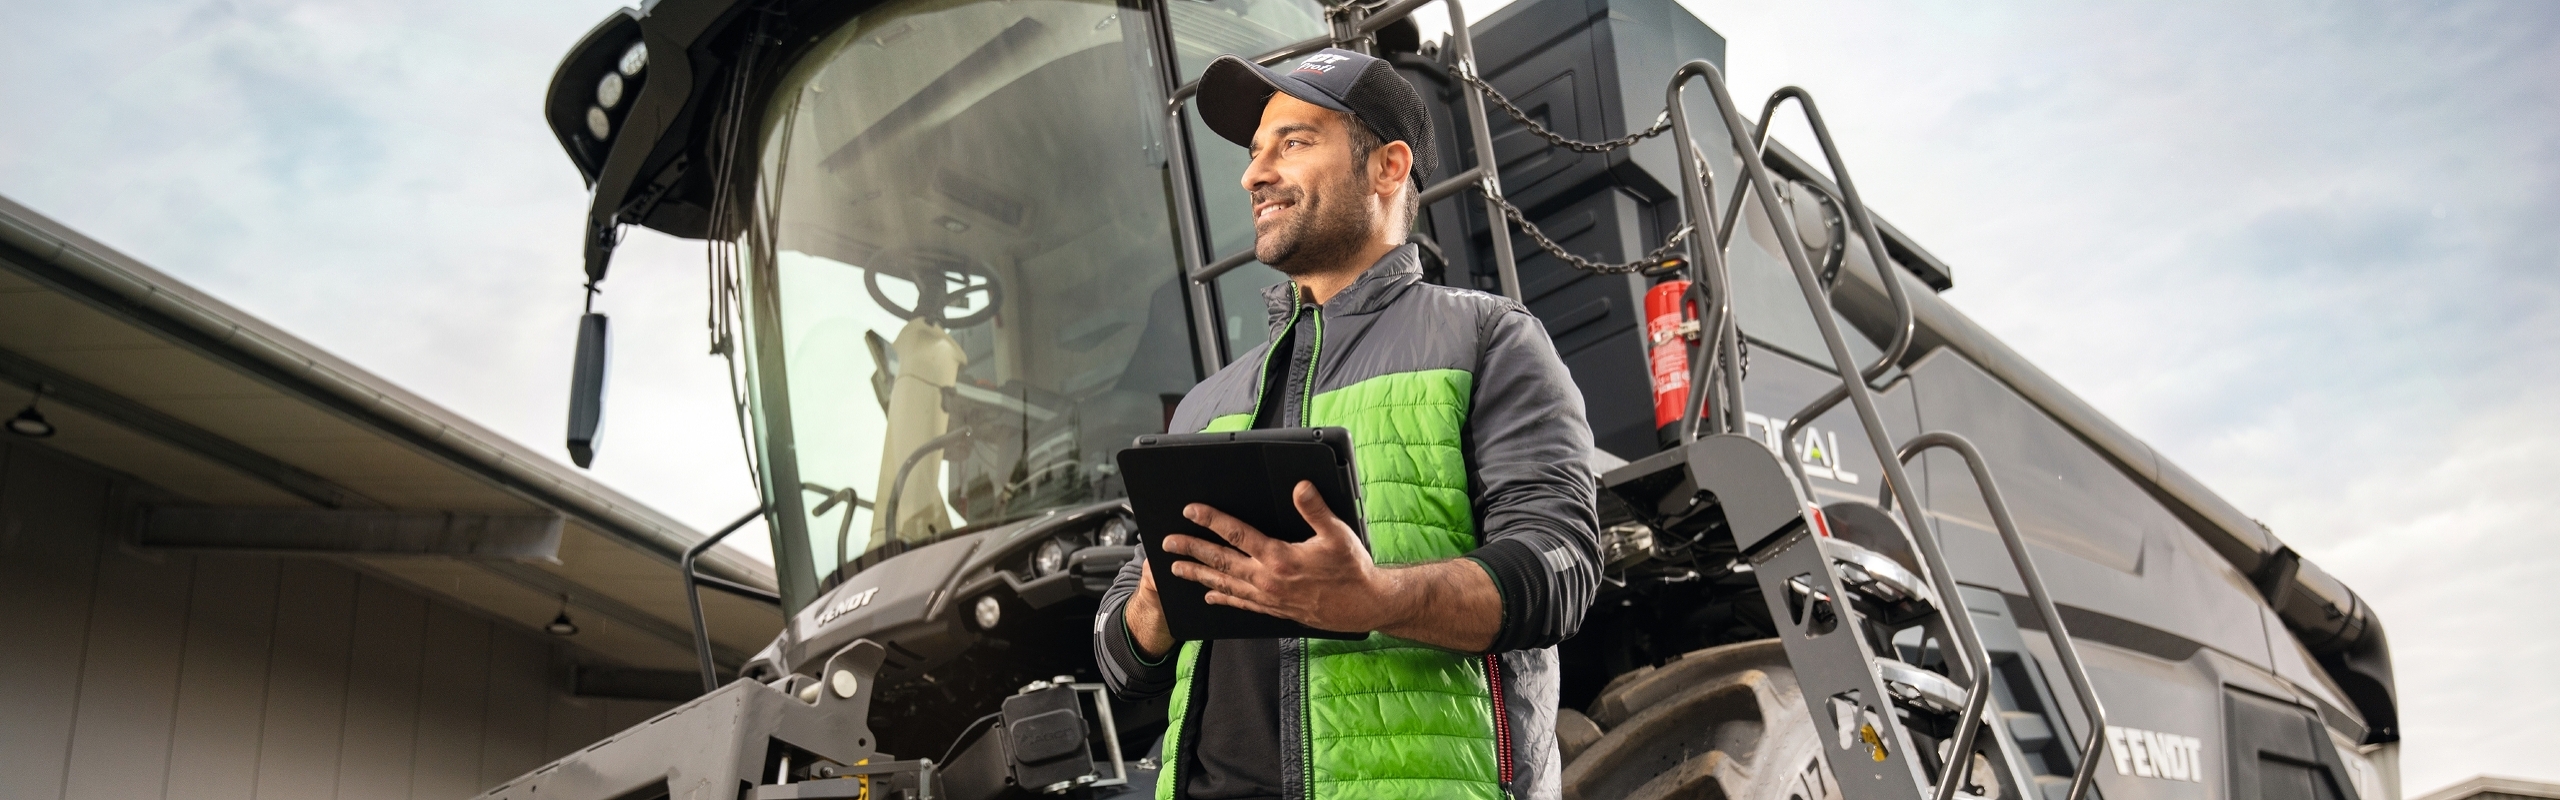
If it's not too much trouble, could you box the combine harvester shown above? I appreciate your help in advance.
[486,0,2398,796]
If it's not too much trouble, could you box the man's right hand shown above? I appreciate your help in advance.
[1124,561,1176,660]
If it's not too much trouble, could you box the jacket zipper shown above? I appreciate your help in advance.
[1487,653,1515,786]
[1296,295,1324,799]
[1246,290,1303,425]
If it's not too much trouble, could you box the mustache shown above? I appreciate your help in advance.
[1251,184,1303,208]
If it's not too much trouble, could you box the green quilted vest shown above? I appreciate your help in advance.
[1157,294,1506,800]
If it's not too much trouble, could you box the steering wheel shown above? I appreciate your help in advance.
[866,251,1004,328]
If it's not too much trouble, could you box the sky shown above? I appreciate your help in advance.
[1,0,2553,794]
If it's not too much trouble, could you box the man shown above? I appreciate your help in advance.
[1094,48,1601,800]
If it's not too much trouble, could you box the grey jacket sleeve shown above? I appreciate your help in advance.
[1094,554,1179,699]
[1461,304,1603,654]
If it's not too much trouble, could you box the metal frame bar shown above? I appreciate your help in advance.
[1896,433,2111,800]
[686,506,770,693]
[1735,89,1920,495]
[1159,0,1524,373]
[1667,123,1742,440]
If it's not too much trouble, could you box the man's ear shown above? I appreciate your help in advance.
[1370,140,1414,199]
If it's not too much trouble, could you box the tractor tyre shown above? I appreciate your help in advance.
[1561,639,1840,800]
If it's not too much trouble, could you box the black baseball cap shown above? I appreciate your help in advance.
[1196,48,1437,182]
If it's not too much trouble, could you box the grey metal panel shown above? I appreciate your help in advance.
[0,443,108,800]
[481,632,555,788]
[1829,253,2277,575]
[137,507,563,561]
[167,554,283,800]
[412,602,497,800]
[252,560,359,800]
[1907,348,2276,673]
[1908,349,2147,574]
[60,541,196,800]
[335,577,429,800]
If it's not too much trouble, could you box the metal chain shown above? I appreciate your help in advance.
[1453,68,1692,274]
[1457,69,1673,153]
[1491,191,1691,274]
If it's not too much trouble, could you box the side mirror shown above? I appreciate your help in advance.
[567,312,611,468]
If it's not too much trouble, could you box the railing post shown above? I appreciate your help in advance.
[683,506,770,694]
[1438,0,1523,302]
[1897,433,2112,800]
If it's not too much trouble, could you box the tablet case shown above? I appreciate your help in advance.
[1116,427,1369,641]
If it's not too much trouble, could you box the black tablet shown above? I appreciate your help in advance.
[1116,427,1369,641]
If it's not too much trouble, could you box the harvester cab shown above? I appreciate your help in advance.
[489,0,2399,798]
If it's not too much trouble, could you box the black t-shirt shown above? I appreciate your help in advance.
[1178,306,1312,800]
[1183,639,1284,799]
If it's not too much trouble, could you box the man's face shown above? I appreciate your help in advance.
[1241,94,1380,275]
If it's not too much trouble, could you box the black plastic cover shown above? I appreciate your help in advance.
[1002,686,1093,791]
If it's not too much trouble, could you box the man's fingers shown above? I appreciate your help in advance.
[1175,561,1270,607]
[1202,591,1288,619]
[1187,503,1281,557]
[1161,533,1245,572]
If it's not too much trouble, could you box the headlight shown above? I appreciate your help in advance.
[617,41,648,76]
[973,595,1003,629]
[1097,516,1134,547]
[1033,538,1069,576]
[596,72,624,109]
[585,106,611,140]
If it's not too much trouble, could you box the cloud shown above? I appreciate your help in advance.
[4,0,2555,791]
[1671,0,2560,790]
[0,0,765,544]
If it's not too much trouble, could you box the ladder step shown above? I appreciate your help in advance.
[1873,658,1968,715]
[2033,775,2076,800]
[2001,710,2054,748]
[1824,538,1936,616]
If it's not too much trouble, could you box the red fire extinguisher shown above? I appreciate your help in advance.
[1645,279,1699,446]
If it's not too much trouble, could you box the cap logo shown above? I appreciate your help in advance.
[1295,53,1351,74]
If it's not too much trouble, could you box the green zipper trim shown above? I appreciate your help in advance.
[1300,301,1324,427]
[1293,285,1322,798]
[1244,285,1303,427]
[1158,641,1207,800]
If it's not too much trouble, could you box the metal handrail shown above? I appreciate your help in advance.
[683,506,770,694]
[1895,432,2111,800]
[1742,89,1918,500]
[1665,102,1741,440]
[1159,0,1526,372]
[1667,58,1996,800]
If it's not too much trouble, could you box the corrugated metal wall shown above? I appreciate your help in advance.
[0,440,678,800]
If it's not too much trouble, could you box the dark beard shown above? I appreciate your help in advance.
[1253,169,1371,277]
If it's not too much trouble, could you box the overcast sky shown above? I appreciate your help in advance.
[1,0,2551,793]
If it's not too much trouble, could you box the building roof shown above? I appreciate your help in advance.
[2415,776,2560,800]
[0,193,780,673]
